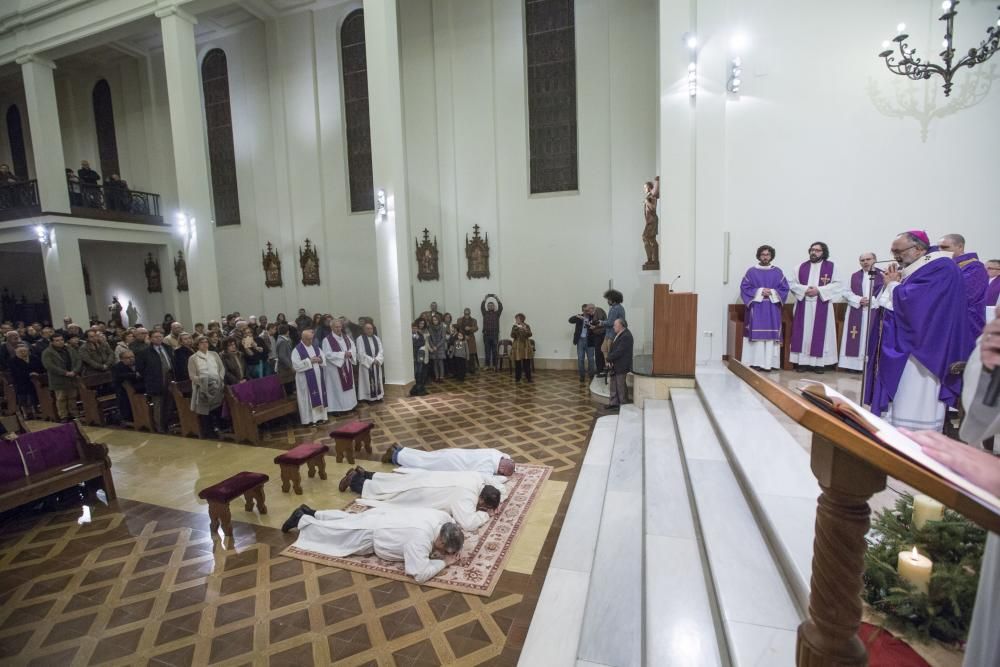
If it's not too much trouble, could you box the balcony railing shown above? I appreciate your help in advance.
[0,178,164,226]
[0,179,42,221]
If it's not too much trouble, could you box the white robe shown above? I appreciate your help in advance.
[740,267,784,371]
[837,272,881,371]
[397,447,507,476]
[321,334,358,413]
[360,469,501,533]
[293,505,451,583]
[291,344,327,425]
[788,261,841,366]
[356,334,385,400]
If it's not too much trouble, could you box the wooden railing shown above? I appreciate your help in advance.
[72,183,163,224]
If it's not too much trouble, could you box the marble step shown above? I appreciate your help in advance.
[672,388,801,667]
[578,405,644,667]
[643,400,724,666]
[519,415,617,667]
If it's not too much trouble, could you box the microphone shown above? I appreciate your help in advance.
[669,275,682,292]
[985,368,1000,408]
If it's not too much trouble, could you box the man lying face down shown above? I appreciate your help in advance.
[381,444,516,477]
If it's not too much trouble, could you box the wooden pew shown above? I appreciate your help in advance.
[224,372,298,445]
[170,380,202,439]
[30,374,58,422]
[76,371,118,426]
[1,372,16,416]
[123,381,155,432]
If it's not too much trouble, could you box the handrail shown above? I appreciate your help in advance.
[73,182,161,217]
[0,179,40,211]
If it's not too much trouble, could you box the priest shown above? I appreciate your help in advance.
[356,321,385,401]
[983,259,999,322]
[338,467,502,533]
[321,318,358,413]
[837,252,884,372]
[865,231,972,431]
[291,328,328,425]
[739,245,789,371]
[789,242,841,373]
[381,444,516,476]
[281,504,464,583]
[938,233,988,340]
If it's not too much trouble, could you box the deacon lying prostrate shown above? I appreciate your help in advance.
[281,504,464,583]
[381,444,516,477]
[338,467,502,532]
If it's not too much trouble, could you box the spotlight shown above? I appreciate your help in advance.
[376,189,387,215]
[686,34,698,50]
[35,224,51,247]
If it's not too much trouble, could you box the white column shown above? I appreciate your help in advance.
[17,55,71,214]
[157,6,222,324]
[365,0,415,389]
[41,225,88,326]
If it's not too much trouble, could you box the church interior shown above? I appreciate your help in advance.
[0,0,999,665]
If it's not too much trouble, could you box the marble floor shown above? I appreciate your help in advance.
[0,369,598,666]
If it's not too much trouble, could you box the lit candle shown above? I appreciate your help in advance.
[913,494,944,529]
[897,547,933,594]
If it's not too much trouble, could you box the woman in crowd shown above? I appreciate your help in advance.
[511,313,534,383]
[9,344,37,419]
[410,319,429,396]
[173,332,195,382]
[442,313,456,376]
[188,335,226,437]
[115,329,135,360]
[241,328,266,378]
[221,338,247,385]
[207,330,222,353]
[428,314,447,382]
[451,331,468,382]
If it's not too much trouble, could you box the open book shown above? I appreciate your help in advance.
[799,381,1000,514]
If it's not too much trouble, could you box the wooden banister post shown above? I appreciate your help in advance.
[797,433,887,666]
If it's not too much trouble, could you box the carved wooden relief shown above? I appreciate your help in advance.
[415,229,439,282]
[144,252,162,293]
[525,0,578,194]
[92,80,120,180]
[262,241,283,288]
[299,238,320,286]
[174,250,189,292]
[201,49,241,226]
[341,9,375,213]
[465,224,491,279]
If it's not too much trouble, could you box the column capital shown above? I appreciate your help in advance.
[15,52,56,69]
[154,5,198,26]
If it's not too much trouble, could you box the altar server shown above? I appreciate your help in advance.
[938,234,989,340]
[356,321,385,401]
[321,318,358,413]
[382,444,516,476]
[291,328,327,425]
[838,252,884,372]
[789,241,841,373]
[739,245,789,371]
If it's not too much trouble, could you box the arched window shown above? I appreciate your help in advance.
[5,105,28,180]
[525,0,578,193]
[201,48,241,226]
[341,9,374,212]
[91,79,120,179]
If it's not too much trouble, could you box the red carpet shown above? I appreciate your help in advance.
[860,623,931,667]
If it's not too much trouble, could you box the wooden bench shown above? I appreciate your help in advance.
[123,381,155,432]
[274,442,329,494]
[76,371,118,426]
[329,420,374,464]
[0,420,117,513]
[170,380,202,438]
[30,374,58,422]
[197,471,268,537]
[1,372,16,416]
[224,372,298,444]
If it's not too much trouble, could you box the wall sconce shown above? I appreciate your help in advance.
[684,33,698,98]
[727,57,743,94]
[376,189,387,215]
[687,63,698,97]
[175,211,193,239]
[35,224,51,248]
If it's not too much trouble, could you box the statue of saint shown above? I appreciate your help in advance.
[642,176,660,270]
[126,300,139,327]
[109,296,124,328]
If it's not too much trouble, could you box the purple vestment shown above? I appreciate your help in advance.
[791,260,835,357]
[844,269,884,358]
[740,266,789,342]
[326,334,354,391]
[956,252,988,339]
[864,255,972,414]
[295,342,328,408]
[986,277,1000,310]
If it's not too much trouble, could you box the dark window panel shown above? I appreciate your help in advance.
[201,49,241,226]
[341,9,375,212]
[91,80,120,179]
[5,105,28,180]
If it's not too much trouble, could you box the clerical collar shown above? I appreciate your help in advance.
[901,250,951,280]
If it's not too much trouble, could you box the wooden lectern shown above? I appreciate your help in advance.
[652,286,697,376]
[729,359,1000,667]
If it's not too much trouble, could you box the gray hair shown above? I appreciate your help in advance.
[941,233,965,246]
[615,318,628,329]
[439,522,464,554]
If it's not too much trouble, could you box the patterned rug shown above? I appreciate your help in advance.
[282,464,552,597]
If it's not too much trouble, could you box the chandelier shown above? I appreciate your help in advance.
[879,1,1000,97]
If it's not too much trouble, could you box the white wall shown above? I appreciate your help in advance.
[78,239,167,327]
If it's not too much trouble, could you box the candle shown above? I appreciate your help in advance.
[897,547,933,594]
[913,494,944,529]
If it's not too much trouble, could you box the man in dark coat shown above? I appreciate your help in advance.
[111,348,142,422]
[605,318,633,411]
[135,330,174,432]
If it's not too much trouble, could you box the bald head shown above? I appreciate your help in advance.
[937,234,966,258]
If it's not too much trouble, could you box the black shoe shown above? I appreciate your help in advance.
[300,504,316,517]
[814,367,825,374]
[338,468,357,492]
[795,366,807,373]
[282,507,306,533]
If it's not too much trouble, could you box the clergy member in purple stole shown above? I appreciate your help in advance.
[739,244,789,371]
[321,318,358,413]
[291,328,328,425]
[938,234,989,340]
[985,260,1000,322]
[356,322,385,401]
[864,231,973,432]
[837,252,884,372]
[789,241,841,373]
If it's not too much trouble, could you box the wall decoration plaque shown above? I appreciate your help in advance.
[144,252,162,293]
[415,228,439,282]
[174,250,189,292]
[465,224,490,279]
[299,238,320,286]
[262,241,283,288]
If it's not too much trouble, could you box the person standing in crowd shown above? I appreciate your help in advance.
[411,319,429,396]
[42,334,81,421]
[321,318,358,414]
[456,307,479,373]
[294,309,312,335]
[739,245,789,372]
[600,290,625,371]
[938,233,989,342]
[428,314,447,382]
[606,318,634,411]
[291,328,328,425]
[111,348,141,423]
[9,344,37,419]
[79,327,115,376]
[136,330,175,433]
[275,324,294,373]
[356,321,385,401]
[262,322,278,374]
[838,252,883,373]
[511,313,533,383]
[221,338,247,385]
[569,304,597,382]
[163,322,184,349]
[451,331,469,381]
[241,327,267,379]
[130,327,149,355]
[173,333,195,383]
[789,242,841,373]
[187,335,226,436]
[481,294,503,371]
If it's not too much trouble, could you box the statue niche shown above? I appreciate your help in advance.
[299,238,320,286]
[415,229,439,282]
[465,225,490,279]
[174,250,189,292]
[144,253,162,293]
[262,241,283,288]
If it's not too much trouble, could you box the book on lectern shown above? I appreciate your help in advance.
[797,381,1000,514]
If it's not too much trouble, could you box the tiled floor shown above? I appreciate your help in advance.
[0,369,600,666]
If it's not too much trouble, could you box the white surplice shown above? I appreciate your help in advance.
[788,261,841,366]
[291,344,327,425]
[837,272,881,371]
[396,447,508,475]
[360,469,502,532]
[321,333,358,413]
[293,505,451,583]
[355,335,385,400]
[740,266,784,371]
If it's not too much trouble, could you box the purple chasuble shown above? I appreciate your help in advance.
[295,342,327,408]
[986,277,1000,310]
[791,260,835,356]
[326,334,354,391]
[863,255,972,414]
[844,269,884,358]
[740,266,789,342]
[956,252,988,339]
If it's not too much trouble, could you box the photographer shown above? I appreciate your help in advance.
[569,304,597,382]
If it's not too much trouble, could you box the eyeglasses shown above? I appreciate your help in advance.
[892,245,917,257]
